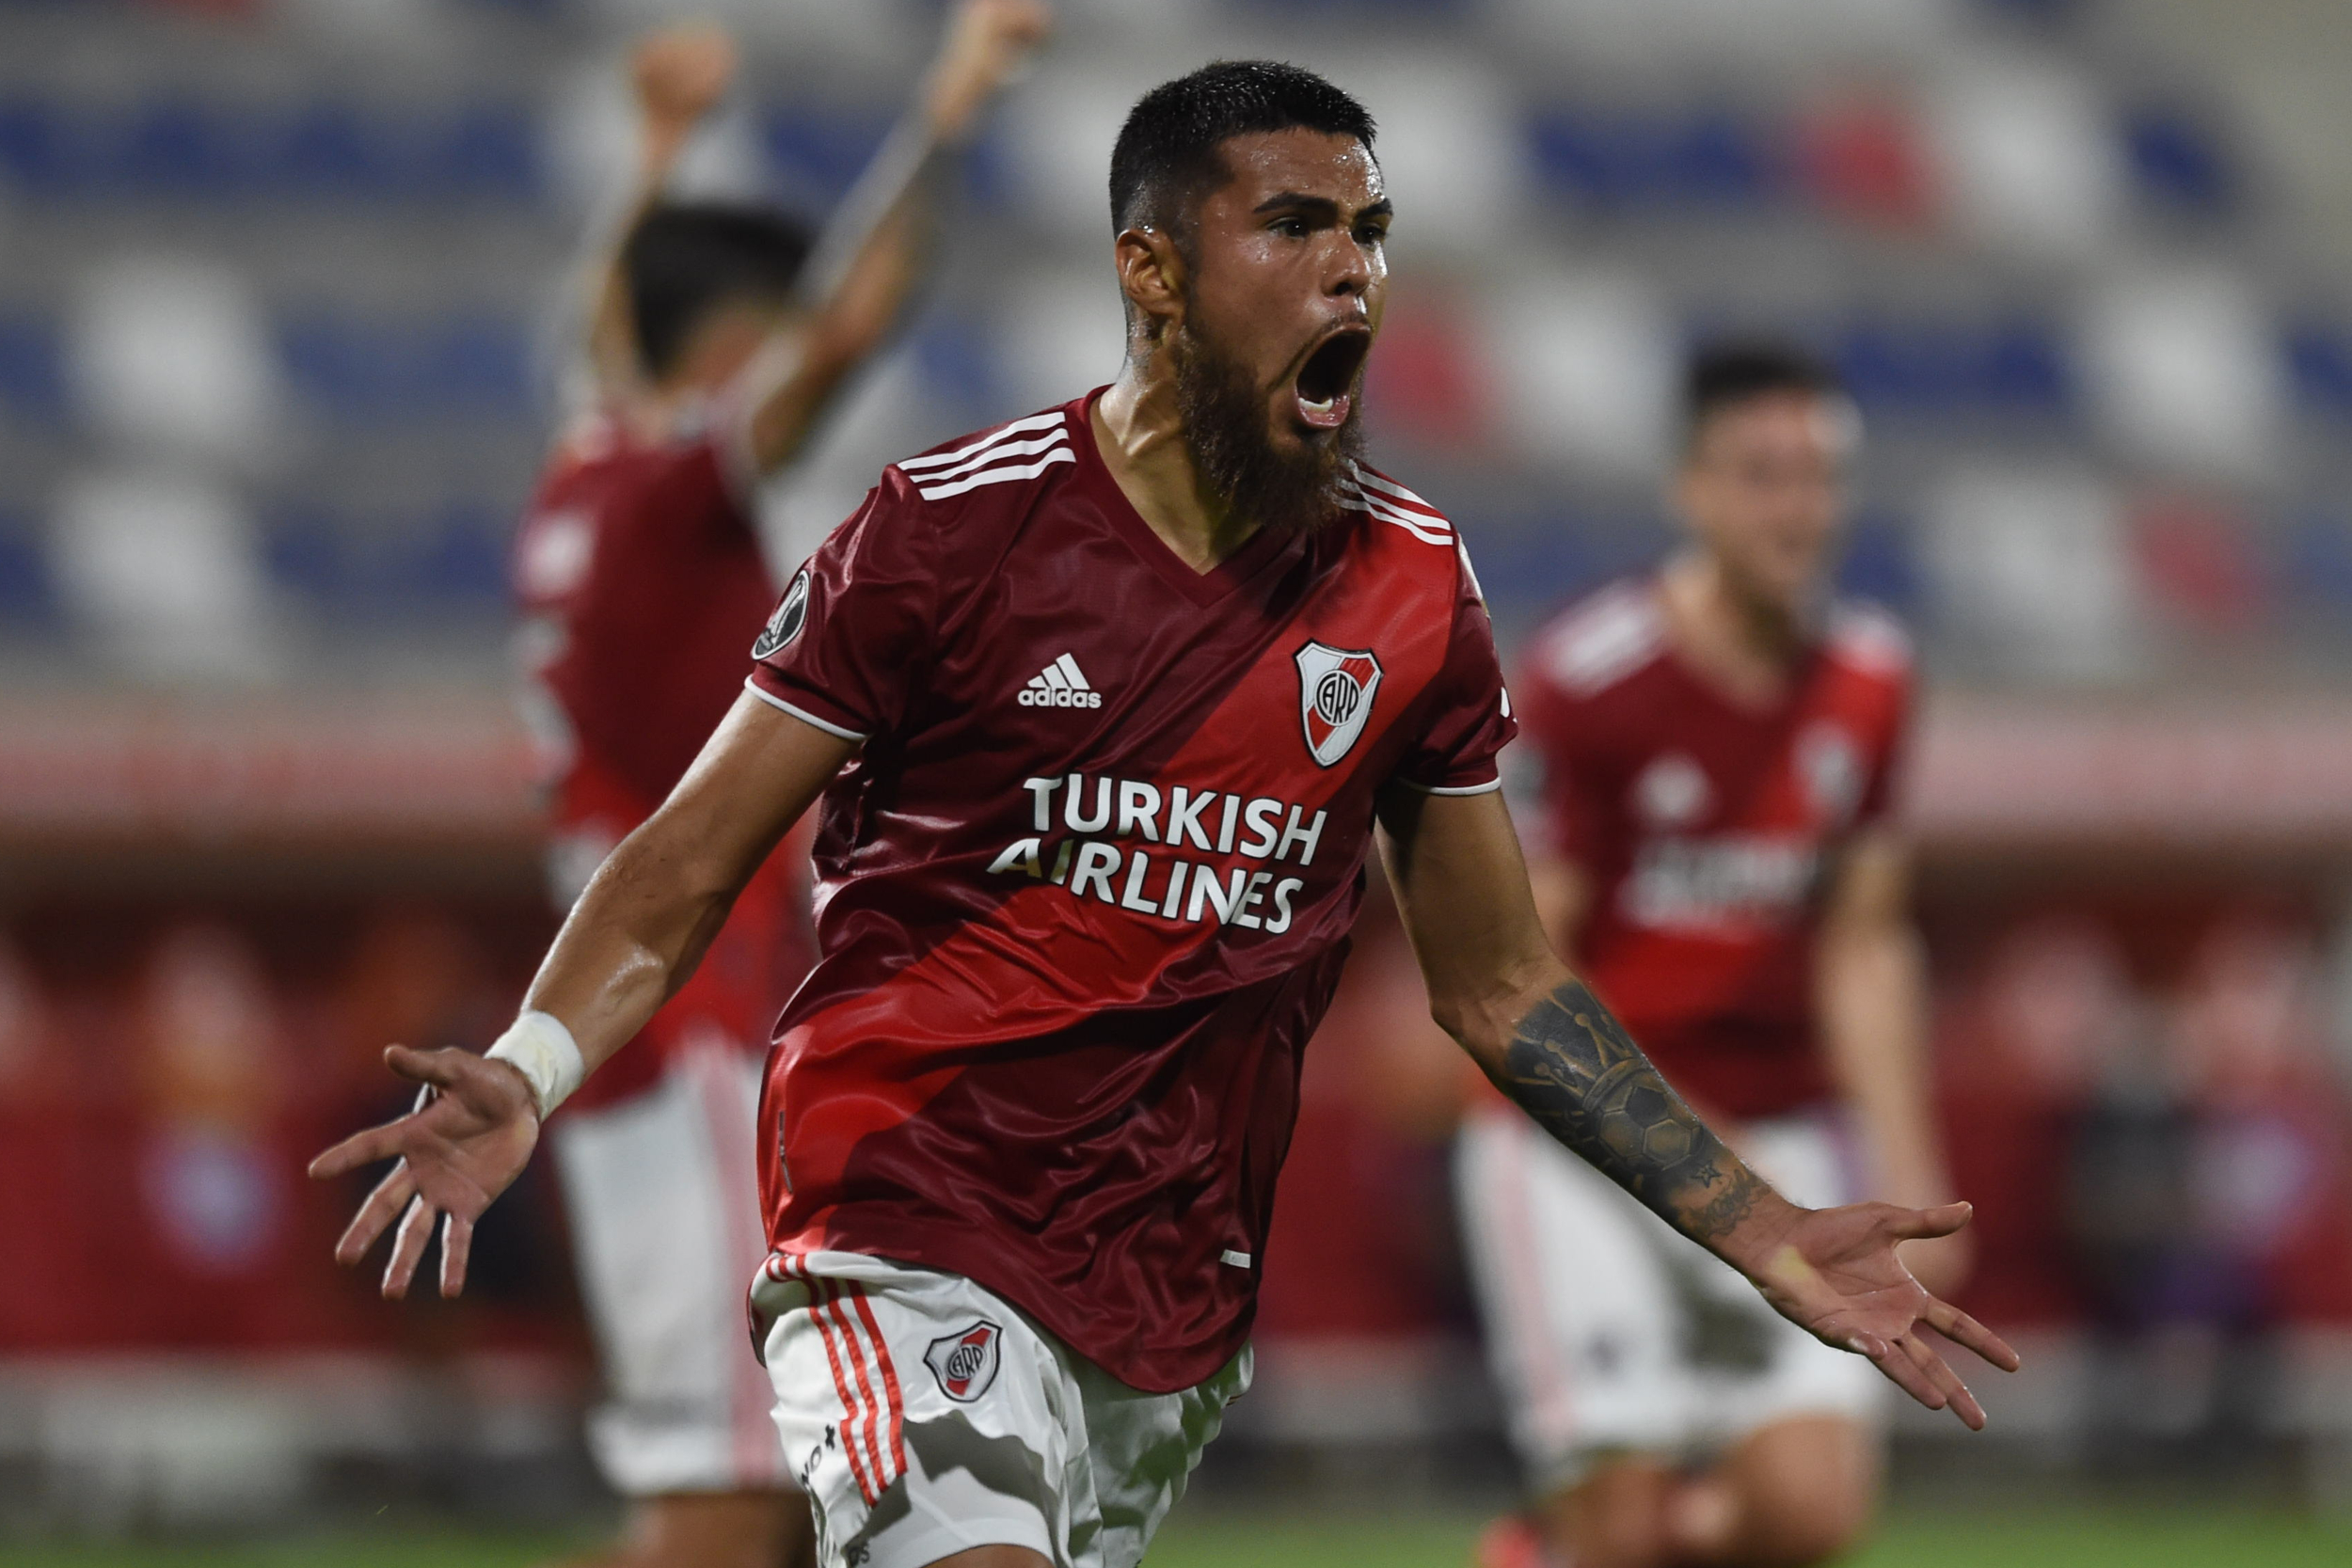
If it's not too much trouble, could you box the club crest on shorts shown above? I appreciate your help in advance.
[924,1319,1003,1402]
[752,566,811,659]
[1294,641,1382,768]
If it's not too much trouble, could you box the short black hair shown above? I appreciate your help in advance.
[1684,339,1841,448]
[1108,60,1376,244]
[621,202,815,381]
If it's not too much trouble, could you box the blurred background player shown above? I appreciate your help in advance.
[1460,341,1959,1568]
[508,6,1050,1565]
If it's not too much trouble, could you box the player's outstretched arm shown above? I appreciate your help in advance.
[740,0,1051,473]
[309,694,856,1300]
[574,23,739,404]
[1377,785,2022,1428]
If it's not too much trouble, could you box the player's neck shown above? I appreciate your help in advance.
[1093,372,1261,575]
[1659,552,1807,709]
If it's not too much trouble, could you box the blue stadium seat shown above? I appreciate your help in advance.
[260,503,349,602]
[2124,107,2234,214]
[0,98,80,196]
[2281,513,2352,609]
[2284,325,2352,413]
[1528,110,1782,212]
[109,98,250,198]
[1835,319,2071,417]
[273,101,402,200]
[761,108,891,207]
[413,501,511,605]
[0,313,67,427]
[421,317,534,416]
[1836,513,1922,612]
[278,315,398,422]
[420,103,542,202]
[0,510,54,626]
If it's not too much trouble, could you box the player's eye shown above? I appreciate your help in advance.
[1270,216,1310,239]
[1355,221,1389,246]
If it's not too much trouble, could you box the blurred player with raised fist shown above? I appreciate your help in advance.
[1462,341,1960,1568]
[507,7,1048,1565]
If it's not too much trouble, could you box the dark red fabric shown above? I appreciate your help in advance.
[1515,579,1913,1122]
[748,391,1514,1390]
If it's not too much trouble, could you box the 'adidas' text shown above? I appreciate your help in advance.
[1018,653,1103,709]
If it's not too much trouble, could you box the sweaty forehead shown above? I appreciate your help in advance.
[1206,128,1384,214]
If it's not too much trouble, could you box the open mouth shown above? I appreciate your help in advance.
[1293,329,1370,431]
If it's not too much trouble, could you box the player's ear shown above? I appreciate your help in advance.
[1114,224,1185,343]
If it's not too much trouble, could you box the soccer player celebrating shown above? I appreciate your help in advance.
[319,65,2014,1568]
[507,7,1044,1566]
[1459,343,1954,1568]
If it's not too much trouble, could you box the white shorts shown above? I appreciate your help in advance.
[1455,1107,1882,1495]
[751,1251,1250,1568]
[550,1037,791,1497]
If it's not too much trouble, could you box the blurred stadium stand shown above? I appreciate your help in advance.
[5,0,2352,1536]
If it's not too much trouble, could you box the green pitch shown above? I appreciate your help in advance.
[0,1506,2344,1566]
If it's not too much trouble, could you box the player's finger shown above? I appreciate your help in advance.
[1924,1298,2023,1373]
[382,1194,436,1300]
[1884,1200,1972,1242]
[438,1211,473,1300]
[1864,1336,1947,1414]
[309,1120,407,1181]
[333,1162,415,1266]
[1900,1333,1985,1431]
[384,1043,471,1091]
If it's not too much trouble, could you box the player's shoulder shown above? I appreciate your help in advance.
[1526,578,1670,700]
[1343,462,1457,550]
[882,404,1081,512]
[1821,597,1914,685]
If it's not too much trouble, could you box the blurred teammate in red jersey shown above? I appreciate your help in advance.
[1461,342,1960,1568]
[509,8,1046,1565]
[324,67,2013,1568]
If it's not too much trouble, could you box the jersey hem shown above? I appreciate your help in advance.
[742,676,869,742]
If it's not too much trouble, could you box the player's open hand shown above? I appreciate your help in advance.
[308,1045,541,1302]
[632,22,737,138]
[1740,1199,2020,1429]
[927,0,1053,140]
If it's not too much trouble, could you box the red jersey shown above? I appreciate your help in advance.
[748,391,1515,1391]
[1516,578,1913,1122]
[513,411,811,1110]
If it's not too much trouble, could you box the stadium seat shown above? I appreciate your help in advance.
[108,99,251,198]
[1527,109,1782,212]
[0,510,53,624]
[0,98,80,197]
[272,102,402,201]
[0,312,68,426]
[2282,324,2352,414]
[2078,269,2284,482]
[760,107,891,209]
[2123,105,2235,214]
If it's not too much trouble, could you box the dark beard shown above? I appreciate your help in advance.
[1172,319,1363,538]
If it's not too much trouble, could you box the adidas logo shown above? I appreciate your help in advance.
[1017,653,1103,709]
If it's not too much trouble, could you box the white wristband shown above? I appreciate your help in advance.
[485,1010,585,1119]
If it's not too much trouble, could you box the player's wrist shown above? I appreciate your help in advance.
[485,1010,585,1121]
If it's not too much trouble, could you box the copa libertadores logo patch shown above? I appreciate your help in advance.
[751,567,811,659]
[1295,641,1382,767]
[924,1319,1003,1402]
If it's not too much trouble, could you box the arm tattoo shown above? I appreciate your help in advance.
[1500,979,1771,1244]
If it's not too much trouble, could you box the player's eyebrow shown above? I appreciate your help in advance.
[1251,193,1394,226]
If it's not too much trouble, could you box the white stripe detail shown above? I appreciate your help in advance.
[1354,467,1443,516]
[902,428,1069,487]
[914,448,1076,500]
[742,678,869,741]
[1054,653,1089,689]
[1041,662,1070,691]
[1348,487,1453,546]
[1394,775,1504,796]
[1220,1249,1253,1269]
[894,410,1067,471]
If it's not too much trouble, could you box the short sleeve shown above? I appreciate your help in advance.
[746,470,937,742]
[1390,551,1519,796]
[1508,637,1608,871]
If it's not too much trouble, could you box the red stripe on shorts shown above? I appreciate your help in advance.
[821,1280,893,1497]
[801,1270,879,1505]
[846,1284,908,1482]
